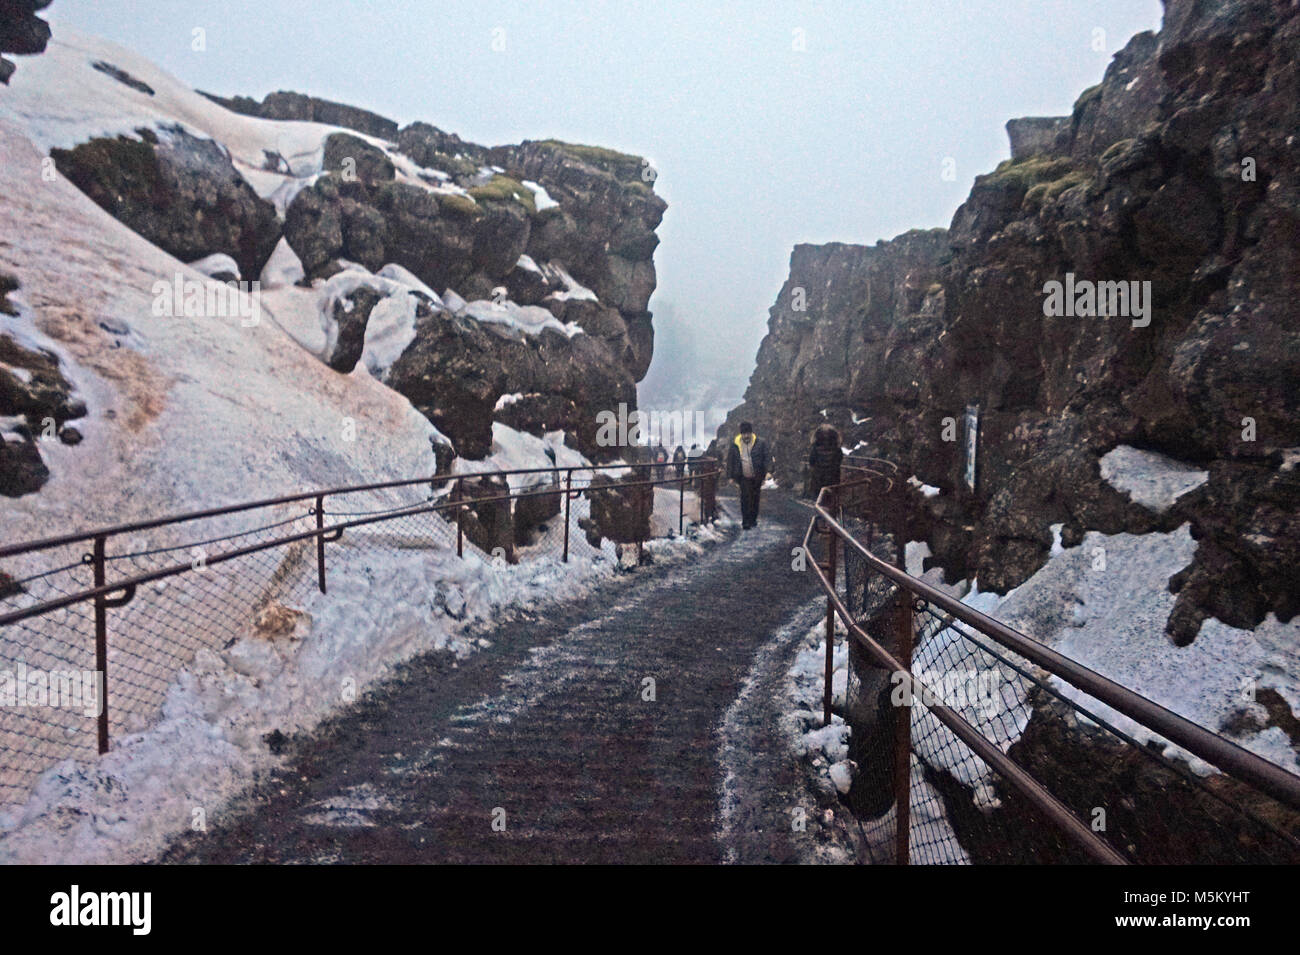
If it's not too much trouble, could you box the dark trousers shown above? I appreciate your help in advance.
[738,477,762,527]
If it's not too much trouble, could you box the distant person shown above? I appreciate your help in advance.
[726,421,770,530]
[806,424,843,501]
[672,445,686,479]
[654,443,668,481]
[686,443,702,484]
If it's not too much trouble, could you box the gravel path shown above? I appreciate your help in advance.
[162,490,825,864]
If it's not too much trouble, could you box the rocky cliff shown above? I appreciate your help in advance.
[0,21,664,503]
[726,0,1300,645]
[0,1,50,85]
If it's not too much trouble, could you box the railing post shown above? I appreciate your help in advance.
[562,471,572,563]
[678,471,685,537]
[823,522,837,727]
[456,477,464,558]
[91,535,110,755]
[895,592,914,866]
[315,495,327,594]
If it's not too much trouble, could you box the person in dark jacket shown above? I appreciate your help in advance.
[807,424,844,501]
[725,421,770,529]
[654,443,668,481]
[672,445,686,479]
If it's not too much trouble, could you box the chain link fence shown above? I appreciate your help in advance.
[808,472,1300,865]
[0,459,719,812]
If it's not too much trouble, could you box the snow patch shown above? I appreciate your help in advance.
[1099,445,1208,513]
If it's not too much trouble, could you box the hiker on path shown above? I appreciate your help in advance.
[725,421,770,530]
[806,423,844,501]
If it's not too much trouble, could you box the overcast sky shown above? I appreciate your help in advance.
[50,0,1164,405]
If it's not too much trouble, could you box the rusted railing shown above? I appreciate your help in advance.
[804,466,1300,865]
[0,456,719,809]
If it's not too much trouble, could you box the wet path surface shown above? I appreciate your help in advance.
[162,491,823,864]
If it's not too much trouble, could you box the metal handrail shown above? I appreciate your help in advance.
[809,490,1300,813]
[0,458,714,560]
[803,471,1300,865]
[802,526,1128,865]
[0,455,720,762]
[0,459,721,628]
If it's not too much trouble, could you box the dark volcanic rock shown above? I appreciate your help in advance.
[91,60,154,95]
[199,89,399,140]
[581,473,652,546]
[0,311,87,497]
[0,0,52,83]
[51,126,282,281]
[283,172,530,293]
[725,0,1300,639]
[322,284,384,374]
[322,132,395,187]
[453,474,516,563]
[384,305,634,462]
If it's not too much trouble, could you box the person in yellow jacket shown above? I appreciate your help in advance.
[725,422,771,529]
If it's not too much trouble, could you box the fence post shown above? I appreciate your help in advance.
[894,592,914,865]
[562,471,571,563]
[678,471,685,537]
[315,494,327,594]
[456,477,464,558]
[823,522,837,727]
[91,535,110,755]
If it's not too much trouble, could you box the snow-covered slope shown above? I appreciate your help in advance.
[0,27,690,863]
[0,118,442,539]
[0,26,456,210]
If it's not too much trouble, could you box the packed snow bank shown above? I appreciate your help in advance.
[996,525,1300,775]
[0,119,442,547]
[1099,444,1208,513]
[907,523,1300,783]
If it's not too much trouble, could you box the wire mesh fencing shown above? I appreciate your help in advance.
[0,459,720,813]
[816,488,1300,865]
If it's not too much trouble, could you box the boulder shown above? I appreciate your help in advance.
[0,316,86,497]
[582,473,652,546]
[199,89,399,140]
[0,0,51,84]
[52,126,282,281]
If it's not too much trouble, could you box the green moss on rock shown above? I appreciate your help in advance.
[467,174,536,213]
[437,192,483,217]
[1074,83,1103,114]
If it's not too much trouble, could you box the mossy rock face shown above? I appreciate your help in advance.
[535,139,646,181]
[437,193,483,218]
[322,132,395,185]
[1023,169,1092,209]
[984,154,1080,191]
[1100,138,1136,165]
[431,151,482,180]
[1074,83,1103,113]
[468,175,536,214]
